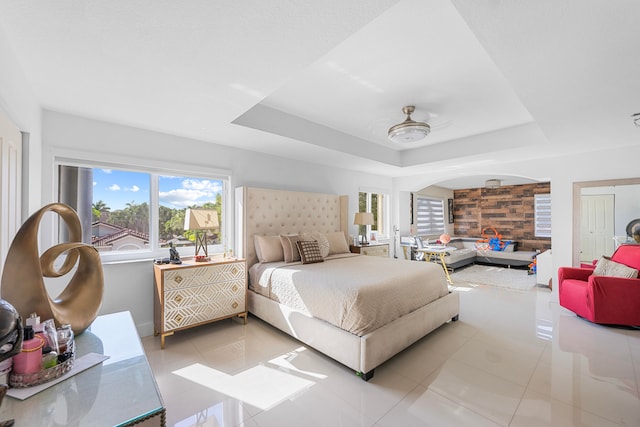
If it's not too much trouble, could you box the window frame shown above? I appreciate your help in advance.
[358,188,390,241]
[53,155,232,263]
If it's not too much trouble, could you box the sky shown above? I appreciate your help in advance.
[92,168,222,211]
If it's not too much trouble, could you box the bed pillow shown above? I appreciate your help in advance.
[254,235,284,263]
[279,234,301,263]
[593,256,639,278]
[300,231,330,257]
[296,240,325,264]
[326,231,350,255]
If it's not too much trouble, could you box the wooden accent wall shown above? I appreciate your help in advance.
[453,183,551,251]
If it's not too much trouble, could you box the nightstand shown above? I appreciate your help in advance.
[153,258,247,348]
[350,243,389,257]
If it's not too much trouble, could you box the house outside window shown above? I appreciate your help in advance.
[58,163,227,261]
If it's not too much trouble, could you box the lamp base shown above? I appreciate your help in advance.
[194,230,210,262]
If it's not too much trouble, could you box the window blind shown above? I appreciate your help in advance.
[415,196,445,235]
[535,194,552,238]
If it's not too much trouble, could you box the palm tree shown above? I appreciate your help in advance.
[92,200,110,221]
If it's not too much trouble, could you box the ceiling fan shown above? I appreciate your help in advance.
[388,106,431,143]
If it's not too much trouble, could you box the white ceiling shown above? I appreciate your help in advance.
[0,0,638,189]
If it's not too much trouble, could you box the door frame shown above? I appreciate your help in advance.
[573,177,640,266]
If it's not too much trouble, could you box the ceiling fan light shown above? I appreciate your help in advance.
[388,106,431,143]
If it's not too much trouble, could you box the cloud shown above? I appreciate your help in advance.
[108,184,121,191]
[101,169,112,174]
[160,188,208,208]
[182,179,223,193]
[126,185,140,192]
[159,179,223,209]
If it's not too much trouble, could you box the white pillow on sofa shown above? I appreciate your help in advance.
[593,256,639,278]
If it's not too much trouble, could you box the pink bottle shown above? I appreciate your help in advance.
[13,325,45,375]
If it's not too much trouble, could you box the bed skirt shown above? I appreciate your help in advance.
[247,289,460,378]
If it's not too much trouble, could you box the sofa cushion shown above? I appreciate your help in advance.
[503,242,516,252]
[449,240,464,250]
[593,256,639,278]
[444,248,476,263]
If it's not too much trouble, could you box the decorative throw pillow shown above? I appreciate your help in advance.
[300,231,330,257]
[593,256,639,278]
[279,234,301,263]
[254,235,284,263]
[296,240,325,264]
[326,231,350,255]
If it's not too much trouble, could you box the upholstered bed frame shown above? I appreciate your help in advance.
[235,186,459,380]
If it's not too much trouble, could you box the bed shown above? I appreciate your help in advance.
[235,186,459,380]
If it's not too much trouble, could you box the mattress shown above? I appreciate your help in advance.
[249,253,449,336]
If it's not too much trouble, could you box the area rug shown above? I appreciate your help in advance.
[449,264,537,291]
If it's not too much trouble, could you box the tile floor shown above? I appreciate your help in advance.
[142,281,640,426]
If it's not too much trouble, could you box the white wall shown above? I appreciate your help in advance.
[40,111,392,336]
[0,24,42,220]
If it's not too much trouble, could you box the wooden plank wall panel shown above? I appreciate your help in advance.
[453,183,551,251]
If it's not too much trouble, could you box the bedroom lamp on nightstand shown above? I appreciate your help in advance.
[354,212,375,245]
[184,208,219,262]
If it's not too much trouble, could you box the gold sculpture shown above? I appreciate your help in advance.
[1,203,103,335]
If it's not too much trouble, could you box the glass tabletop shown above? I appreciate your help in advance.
[0,311,165,426]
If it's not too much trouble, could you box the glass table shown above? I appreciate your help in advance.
[0,311,165,426]
[416,246,457,284]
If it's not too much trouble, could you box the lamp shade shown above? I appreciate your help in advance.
[184,209,219,230]
[353,212,375,226]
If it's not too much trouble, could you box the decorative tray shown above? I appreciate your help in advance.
[9,340,75,388]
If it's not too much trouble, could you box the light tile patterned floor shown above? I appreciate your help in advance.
[142,278,640,426]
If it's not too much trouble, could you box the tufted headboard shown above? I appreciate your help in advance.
[235,186,349,269]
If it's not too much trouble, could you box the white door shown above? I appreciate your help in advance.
[0,111,22,279]
[580,194,615,262]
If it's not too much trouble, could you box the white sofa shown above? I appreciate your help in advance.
[402,236,539,270]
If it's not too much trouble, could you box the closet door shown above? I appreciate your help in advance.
[0,111,22,278]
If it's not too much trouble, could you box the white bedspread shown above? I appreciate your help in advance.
[249,254,449,336]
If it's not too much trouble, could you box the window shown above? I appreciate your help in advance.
[535,193,552,238]
[358,190,389,239]
[414,196,445,236]
[58,163,227,261]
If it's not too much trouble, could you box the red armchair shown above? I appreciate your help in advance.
[558,244,640,326]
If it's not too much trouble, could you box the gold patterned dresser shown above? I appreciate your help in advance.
[153,258,247,348]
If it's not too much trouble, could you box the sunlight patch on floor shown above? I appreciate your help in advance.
[173,362,316,410]
[268,347,328,379]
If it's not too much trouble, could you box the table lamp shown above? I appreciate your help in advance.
[354,212,375,245]
[184,208,219,261]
